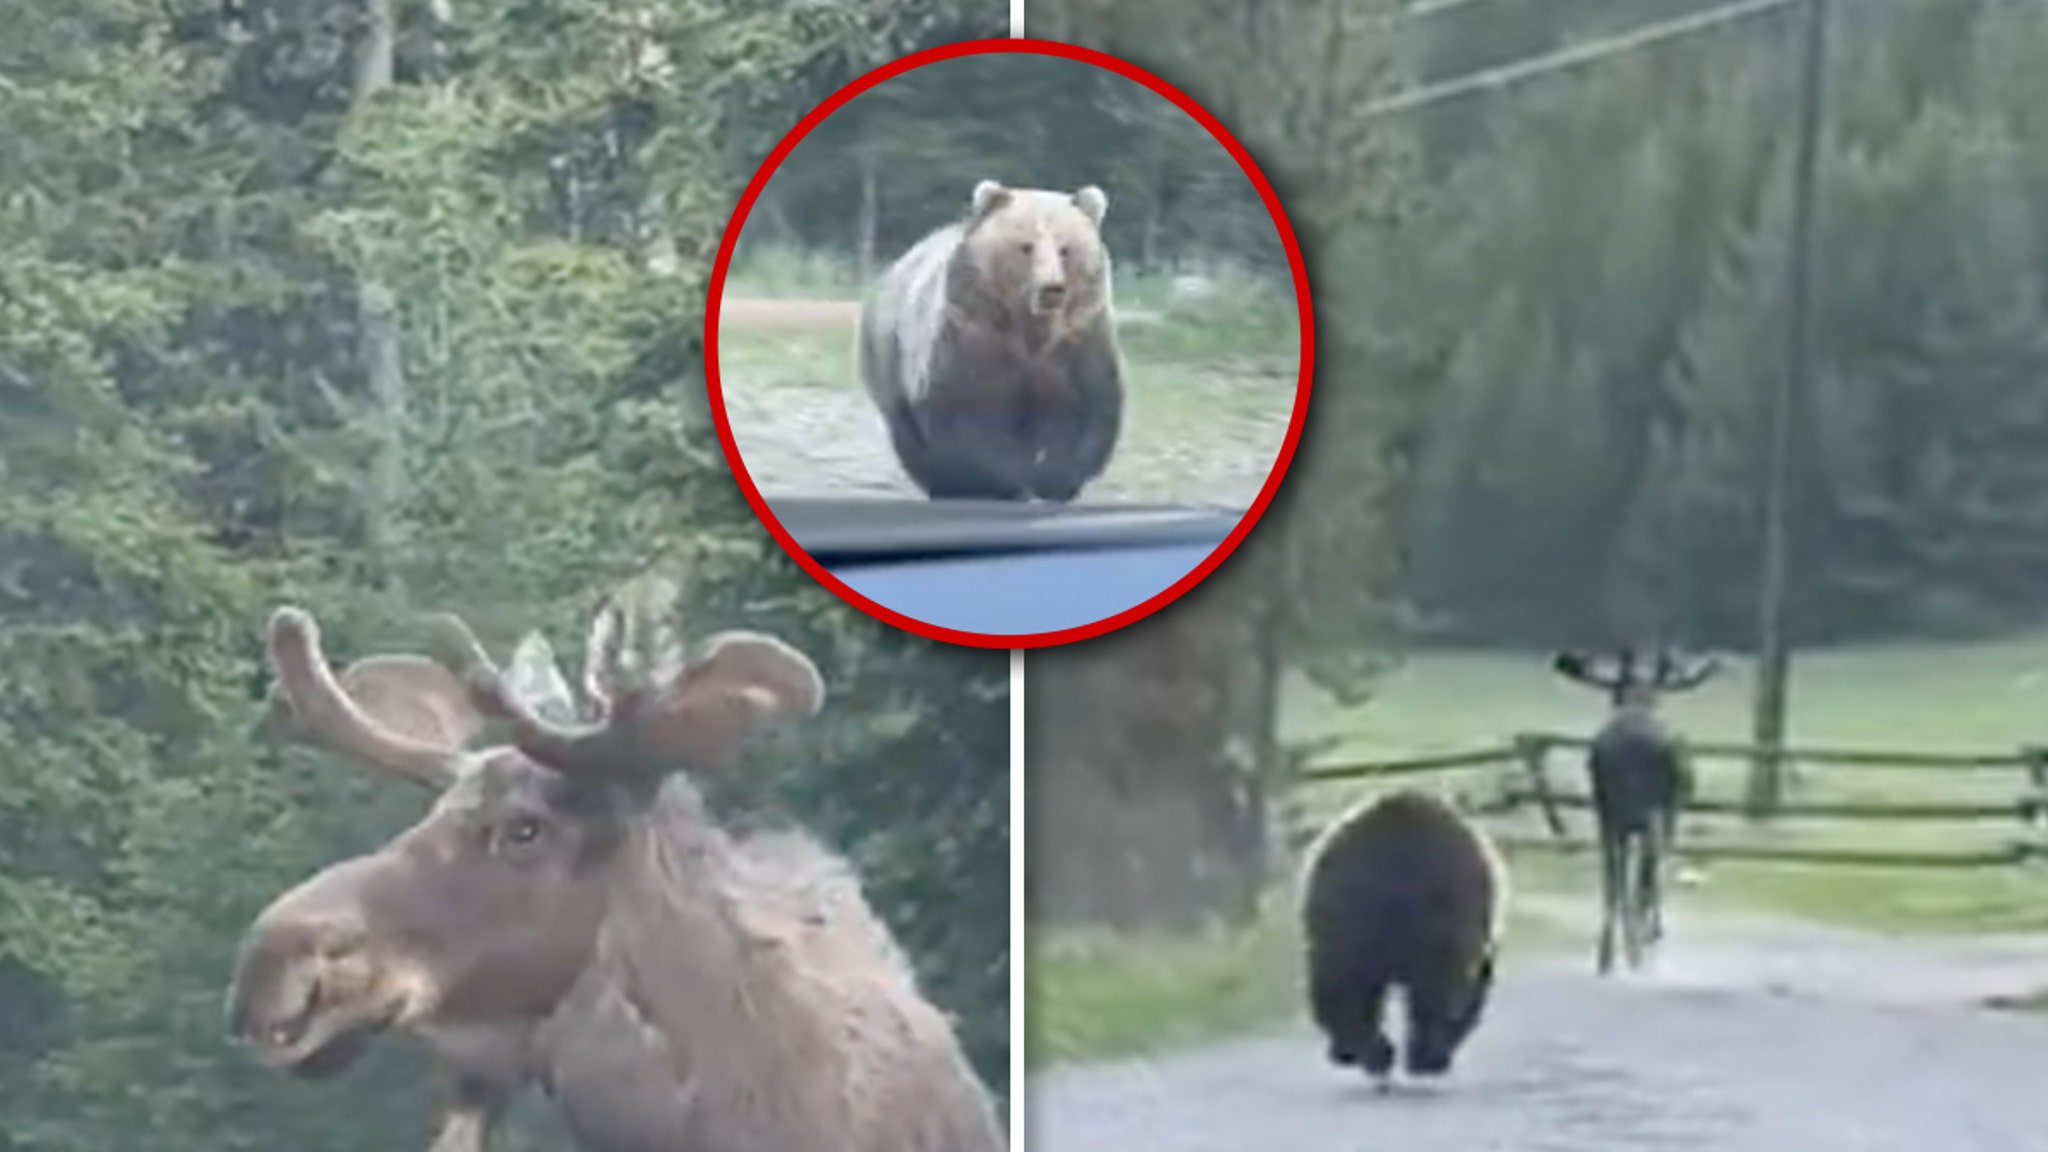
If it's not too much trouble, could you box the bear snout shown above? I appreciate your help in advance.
[1032,282,1068,313]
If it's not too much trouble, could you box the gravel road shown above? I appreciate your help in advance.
[715,298,1296,507]
[1029,911,2048,1152]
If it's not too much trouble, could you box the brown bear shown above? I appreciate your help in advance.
[1298,789,1507,1086]
[857,179,1125,502]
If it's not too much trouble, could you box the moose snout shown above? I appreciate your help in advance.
[227,918,357,1041]
[225,857,432,1082]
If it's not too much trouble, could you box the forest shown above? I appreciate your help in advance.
[1027,0,2048,930]
[1037,0,2048,651]
[0,1,1009,1150]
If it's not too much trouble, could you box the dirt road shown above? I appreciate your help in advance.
[714,296,1295,506]
[1028,911,2048,1152]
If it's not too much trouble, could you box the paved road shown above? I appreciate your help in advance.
[1029,915,2048,1152]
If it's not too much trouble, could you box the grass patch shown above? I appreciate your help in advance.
[1027,913,1299,1070]
[1681,858,2048,934]
[724,242,862,299]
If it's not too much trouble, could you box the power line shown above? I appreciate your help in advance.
[1362,0,1799,119]
[1382,0,1546,25]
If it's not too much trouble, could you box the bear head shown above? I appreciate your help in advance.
[960,180,1111,324]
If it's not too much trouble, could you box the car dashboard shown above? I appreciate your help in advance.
[764,496,1250,638]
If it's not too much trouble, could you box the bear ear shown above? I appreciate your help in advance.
[971,180,1013,218]
[1072,185,1108,227]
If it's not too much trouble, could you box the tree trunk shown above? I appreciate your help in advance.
[857,153,879,288]
[356,0,407,592]
[1025,575,1271,933]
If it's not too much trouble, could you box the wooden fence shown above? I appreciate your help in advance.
[1285,733,2048,870]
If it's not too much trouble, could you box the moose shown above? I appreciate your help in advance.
[225,596,1007,1152]
[1551,644,1720,974]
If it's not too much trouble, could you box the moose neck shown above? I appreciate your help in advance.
[534,778,847,1148]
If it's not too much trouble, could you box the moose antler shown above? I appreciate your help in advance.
[1652,651,1721,693]
[1553,646,1722,707]
[264,607,466,789]
[422,610,825,780]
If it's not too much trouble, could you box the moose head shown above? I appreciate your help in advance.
[224,595,822,1083]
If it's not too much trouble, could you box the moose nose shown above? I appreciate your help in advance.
[227,915,364,1039]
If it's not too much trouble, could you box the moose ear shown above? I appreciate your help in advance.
[507,631,580,724]
[647,630,825,773]
[971,179,1013,219]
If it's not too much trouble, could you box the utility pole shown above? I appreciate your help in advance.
[1748,0,1829,818]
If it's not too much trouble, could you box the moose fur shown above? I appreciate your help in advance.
[1553,646,1719,974]
[1297,789,1506,1084]
[226,595,1005,1152]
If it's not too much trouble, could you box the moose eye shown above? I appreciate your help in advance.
[499,816,544,848]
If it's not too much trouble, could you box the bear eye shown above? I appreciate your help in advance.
[1017,240,1033,255]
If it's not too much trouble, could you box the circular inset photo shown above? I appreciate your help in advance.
[706,38,1312,649]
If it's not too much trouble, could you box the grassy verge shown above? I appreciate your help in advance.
[1026,913,1298,1071]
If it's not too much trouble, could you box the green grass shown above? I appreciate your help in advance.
[723,242,865,299]
[1027,911,1300,1070]
[1029,636,2048,1070]
[722,242,1299,359]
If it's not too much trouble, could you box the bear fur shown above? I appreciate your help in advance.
[1297,788,1506,1082]
[857,179,1125,502]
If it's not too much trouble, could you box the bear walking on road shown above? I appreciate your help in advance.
[1298,789,1507,1085]
[857,179,1126,503]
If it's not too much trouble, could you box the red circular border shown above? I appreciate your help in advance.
[704,37,1316,651]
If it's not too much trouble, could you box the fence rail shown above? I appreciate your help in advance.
[1491,833,2038,868]
[1521,732,2039,771]
[1285,731,2048,871]
[1297,744,1517,781]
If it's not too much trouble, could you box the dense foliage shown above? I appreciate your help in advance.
[0,1,1008,1149]
[1030,0,2048,930]
[743,49,1284,278]
[1043,0,2048,650]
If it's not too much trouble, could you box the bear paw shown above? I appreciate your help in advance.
[1403,1043,1453,1077]
[1358,1034,1397,1078]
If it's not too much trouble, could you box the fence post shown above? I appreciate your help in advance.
[1515,733,1568,838]
[2020,745,2048,867]
[1275,736,1342,872]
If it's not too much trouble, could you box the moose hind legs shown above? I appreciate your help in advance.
[1595,831,1628,976]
